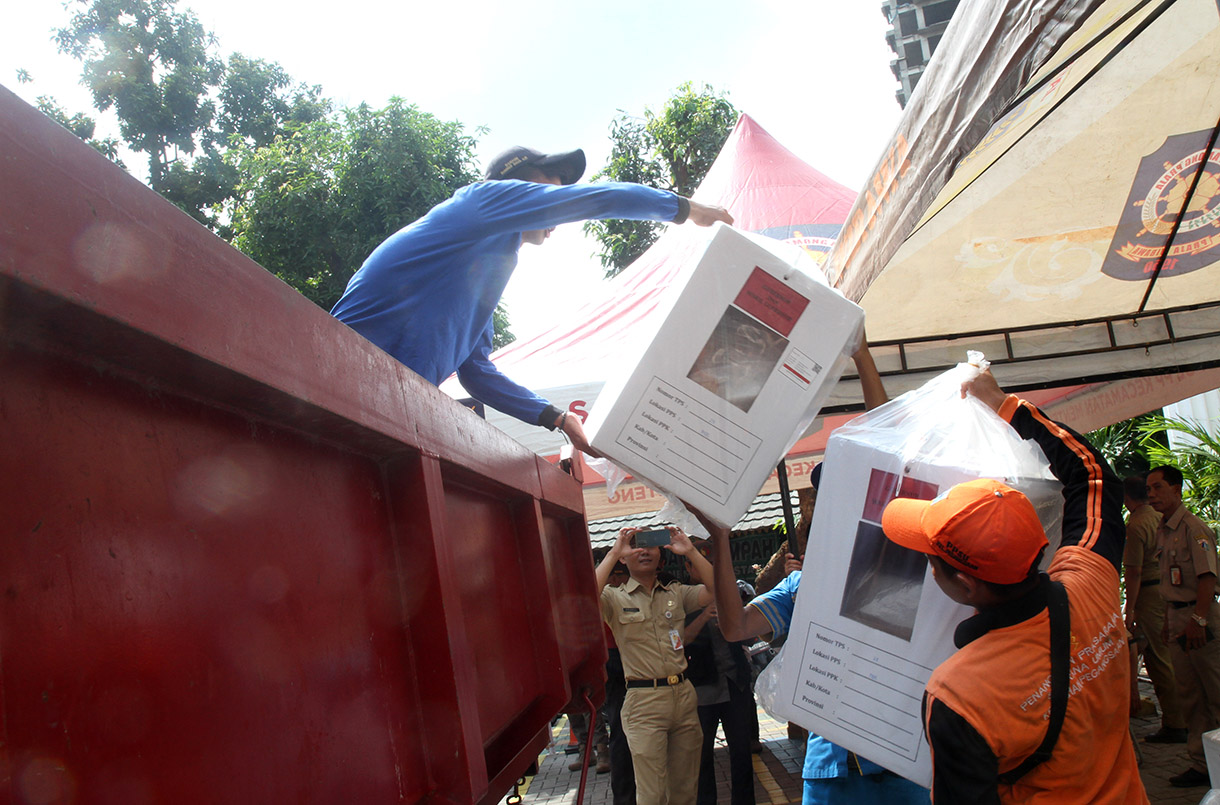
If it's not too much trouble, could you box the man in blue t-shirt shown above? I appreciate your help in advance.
[330,145,732,453]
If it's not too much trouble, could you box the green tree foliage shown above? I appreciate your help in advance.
[214,54,326,147]
[585,83,738,278]
[55,0,223,189]
[491,305,515,351]
[54,0,327,231]
[585,116,666,276]
[162,56,329,235]
[1139,415,1220,528]
[1085,413,1161,479]
[35,96,125,166]
[49,0,514,344]
[227,98,481,312]
[1087,410,1219,527]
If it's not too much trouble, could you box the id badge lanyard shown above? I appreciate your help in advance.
[665,599,683,650]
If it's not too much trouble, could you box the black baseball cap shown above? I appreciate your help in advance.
[810,462,824,491]
[484,146,586,184]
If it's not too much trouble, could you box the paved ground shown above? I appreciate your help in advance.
[1130,683,1215,805]
[500,674,1215,804]
[499,706,806,805]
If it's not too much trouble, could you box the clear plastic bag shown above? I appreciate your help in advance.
[753,641,789,722]
[657,495,708,538]
[585,455,629,499]
[829,351,1064,565]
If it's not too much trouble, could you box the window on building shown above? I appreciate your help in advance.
[922,0,959,26]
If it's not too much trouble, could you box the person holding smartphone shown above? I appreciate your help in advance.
[596,525,714,805]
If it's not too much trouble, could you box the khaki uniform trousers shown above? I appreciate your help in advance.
[1134,587,1185,729]
[1168,601,1220,769]
[621,681,702,805]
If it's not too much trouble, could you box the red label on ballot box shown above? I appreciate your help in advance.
[733,267,810,337]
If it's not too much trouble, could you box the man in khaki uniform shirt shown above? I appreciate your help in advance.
[1122,474,1186,742]
[597,525,713,805]
[1151,465,1220,788]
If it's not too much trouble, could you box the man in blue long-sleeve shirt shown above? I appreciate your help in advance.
[331,146,733,453]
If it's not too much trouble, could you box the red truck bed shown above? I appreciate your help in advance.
[0,85,605,804]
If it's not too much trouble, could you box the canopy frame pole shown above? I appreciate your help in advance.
[776,460,796,539]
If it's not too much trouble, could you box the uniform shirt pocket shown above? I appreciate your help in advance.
[618,608,646,625]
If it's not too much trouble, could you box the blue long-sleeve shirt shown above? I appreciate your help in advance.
[331,179,682,425]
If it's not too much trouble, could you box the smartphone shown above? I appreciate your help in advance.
[635,529,671,548]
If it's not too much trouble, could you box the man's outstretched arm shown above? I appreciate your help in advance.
[472,179,732,235]
[963,370,1124,569]
[687,506,774,642]
[853,335,888,411]
[456,324,600,455]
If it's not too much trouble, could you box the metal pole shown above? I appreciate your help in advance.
[776,460,796,537]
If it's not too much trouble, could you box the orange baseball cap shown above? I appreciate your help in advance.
[881,479,1048,585]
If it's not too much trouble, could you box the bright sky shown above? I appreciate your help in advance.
[2,0,903,340]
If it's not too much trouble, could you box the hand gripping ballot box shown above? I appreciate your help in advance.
[583,223,864,528]
[766,362,1064,787]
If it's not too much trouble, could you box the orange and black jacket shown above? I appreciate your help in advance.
[922,396,1144,804]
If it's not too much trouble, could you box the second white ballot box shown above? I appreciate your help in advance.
[583,222,864,528]
[766,372,1064,787]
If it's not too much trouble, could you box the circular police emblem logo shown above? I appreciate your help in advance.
[1103,130,1220,281]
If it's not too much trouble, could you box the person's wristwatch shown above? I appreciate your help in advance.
[1192,613,1209,627]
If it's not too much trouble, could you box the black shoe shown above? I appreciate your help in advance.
[1169,767,1210,787]
[1144,727,1188,744]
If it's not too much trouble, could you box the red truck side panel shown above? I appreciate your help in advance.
[0,85,605,805]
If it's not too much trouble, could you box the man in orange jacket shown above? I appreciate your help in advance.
[880,370,1147,803]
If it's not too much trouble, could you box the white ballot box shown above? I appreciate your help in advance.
[584,223,863,528]
[768,399,1064,787]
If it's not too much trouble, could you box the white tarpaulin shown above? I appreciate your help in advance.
[829,0,1220,399]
